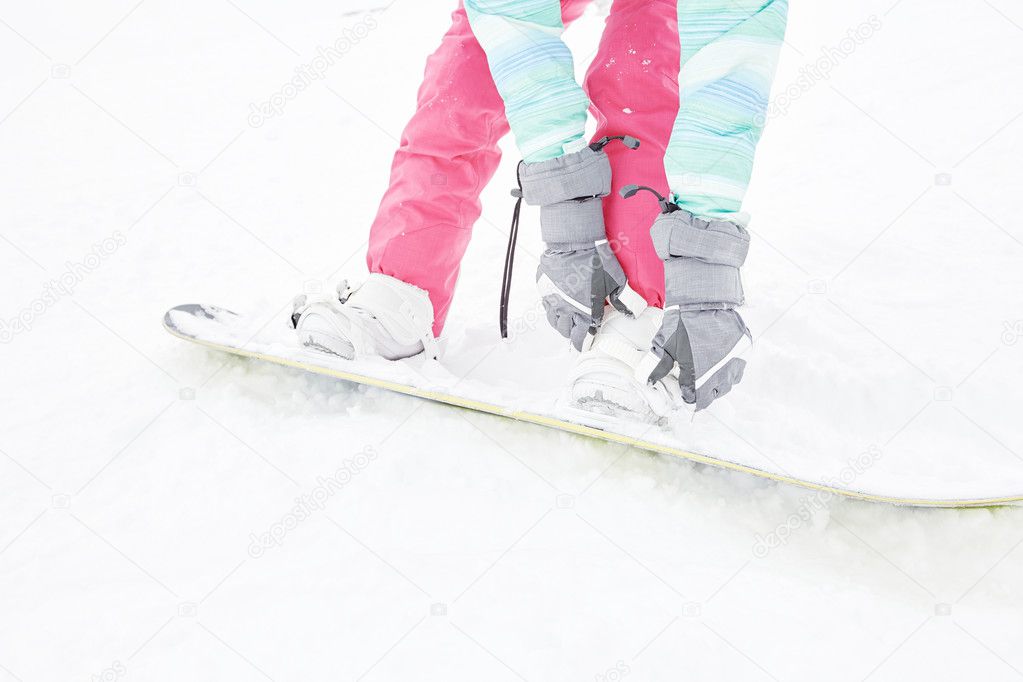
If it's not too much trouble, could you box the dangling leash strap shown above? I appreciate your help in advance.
[500,167,524,339]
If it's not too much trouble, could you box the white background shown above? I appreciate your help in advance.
[2,0,1023,680]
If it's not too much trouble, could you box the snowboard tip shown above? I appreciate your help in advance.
[163,303,242,338]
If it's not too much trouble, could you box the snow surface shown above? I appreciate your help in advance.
[3,0,1023,680]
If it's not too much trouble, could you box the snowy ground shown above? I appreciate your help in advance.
[3,0,1023,680]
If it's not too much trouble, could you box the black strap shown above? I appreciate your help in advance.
[620,184,680,214]
[590,135,640,151]
[500,168,524,339]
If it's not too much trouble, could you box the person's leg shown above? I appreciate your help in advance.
[465,0,646,349]
[366,1,590,338]
[575,0,788,413]
[583,0,682,309]
[586,0,786,308]
[666,0,788,219]
[556,0,685,420]
[639,0,788,409]
[463,0,590,162]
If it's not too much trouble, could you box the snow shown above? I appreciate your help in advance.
[2,0,1023,680]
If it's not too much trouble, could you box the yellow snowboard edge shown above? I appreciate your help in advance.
[164,322,1022,509]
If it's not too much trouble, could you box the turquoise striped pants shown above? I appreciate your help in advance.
[464,0,788,220]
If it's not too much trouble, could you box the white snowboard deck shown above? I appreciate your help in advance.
[165,304,1023,507]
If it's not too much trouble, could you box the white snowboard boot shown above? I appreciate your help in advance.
[568,306,682,422]
[291,274,438,361]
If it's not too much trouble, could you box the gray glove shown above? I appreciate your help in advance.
[538,240,631,349]
[518,136,640,350]
[623,185,752,410]
[647,308,750,410]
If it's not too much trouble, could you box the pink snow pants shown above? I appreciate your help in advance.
[365,0,680,336]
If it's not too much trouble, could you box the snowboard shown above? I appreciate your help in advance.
[164,303,1023,508]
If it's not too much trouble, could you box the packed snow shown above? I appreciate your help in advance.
[2,0,1023,680]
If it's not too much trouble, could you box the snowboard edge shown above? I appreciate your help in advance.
[163,306,1023,509]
